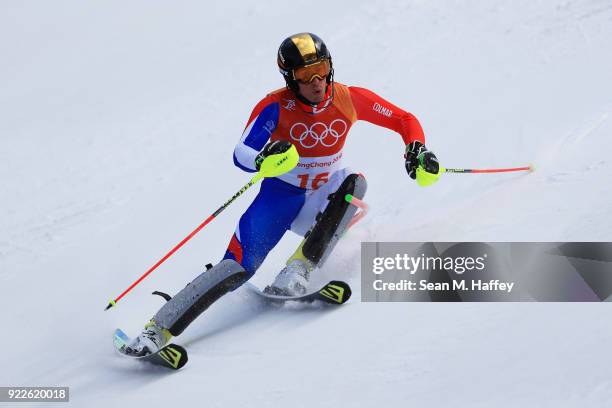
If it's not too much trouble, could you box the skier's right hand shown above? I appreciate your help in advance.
[255,140,293,170]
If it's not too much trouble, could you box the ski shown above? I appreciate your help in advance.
[113,328,188,370]
[246,280,352,305]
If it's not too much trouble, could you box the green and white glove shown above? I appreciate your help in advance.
[254,140,293,171]
[404,141,441,186]
[405,141,439,177]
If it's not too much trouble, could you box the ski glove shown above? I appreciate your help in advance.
[404,141,439,179]
[255,140,293,171]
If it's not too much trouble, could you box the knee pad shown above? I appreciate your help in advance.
[301,173,367,266]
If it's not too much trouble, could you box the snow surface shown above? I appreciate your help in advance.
[2,0,612,407]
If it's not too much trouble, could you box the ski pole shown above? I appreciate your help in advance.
[105,145,299,311]
[345,194,369,230]
[416,164,532,186]
[443,165,533,174]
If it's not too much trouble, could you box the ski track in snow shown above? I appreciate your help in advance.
[1,0,612,407]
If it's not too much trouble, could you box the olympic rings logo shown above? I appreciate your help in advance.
[289,119,348,149]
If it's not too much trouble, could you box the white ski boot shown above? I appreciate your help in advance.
[125,320,171,356]
[264,259,312,297]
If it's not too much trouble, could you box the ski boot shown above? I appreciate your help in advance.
[264,258,313,297]
[125,320,172,357]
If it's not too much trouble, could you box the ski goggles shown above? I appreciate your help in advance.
[293,59,331,83]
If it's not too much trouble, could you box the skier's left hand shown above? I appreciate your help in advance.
[404,141,439,179]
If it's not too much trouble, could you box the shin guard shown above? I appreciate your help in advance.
[153,259,247,336]
[297,173,367,267]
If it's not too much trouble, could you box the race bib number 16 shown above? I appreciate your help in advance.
[297,172,329,190]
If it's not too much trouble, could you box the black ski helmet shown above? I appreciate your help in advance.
[277,33,334,96]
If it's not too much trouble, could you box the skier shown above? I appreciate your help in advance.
[126,32,440,356]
